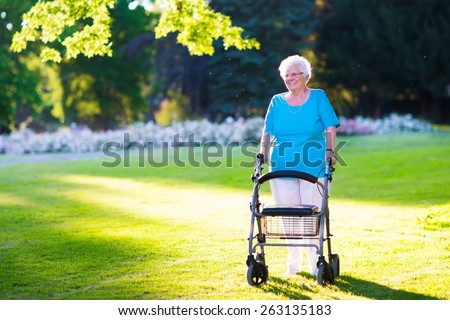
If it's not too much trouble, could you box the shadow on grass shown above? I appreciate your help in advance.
[334,275,438,300]
[0,177,194,299]
[259,273,439,300]
[260,276,313,300]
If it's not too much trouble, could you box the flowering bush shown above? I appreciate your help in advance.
[0,114,432,155]
[336,113,433,135]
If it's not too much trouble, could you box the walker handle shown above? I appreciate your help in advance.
[258,170,318,185]
[251,153,265,182]
[256,153,265,164]
[327,157,335,172]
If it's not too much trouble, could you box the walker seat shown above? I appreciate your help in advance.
[261,204,318,216]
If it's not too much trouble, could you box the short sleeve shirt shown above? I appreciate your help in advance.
[262,89,340,177]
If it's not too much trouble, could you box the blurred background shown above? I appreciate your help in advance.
[1,0,449,134]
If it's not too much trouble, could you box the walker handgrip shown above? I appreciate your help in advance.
[256,153,265,164]
[327,157,335,172]
[257,170,318,185]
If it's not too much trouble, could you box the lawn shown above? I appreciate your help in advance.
[0,132,449,300]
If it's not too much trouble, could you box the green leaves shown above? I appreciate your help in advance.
[11,0,116,62]
[155,0,259,55]
[11,0,260,62]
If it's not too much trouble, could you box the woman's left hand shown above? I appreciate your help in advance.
[326,150,337,165]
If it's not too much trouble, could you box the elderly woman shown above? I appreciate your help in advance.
[259,55,340,276]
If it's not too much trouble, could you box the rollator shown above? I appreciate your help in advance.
[246,153,340,286]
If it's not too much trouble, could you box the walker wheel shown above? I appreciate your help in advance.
[317,263,334,286]
[247,262,268,286]
[331,254,340,278]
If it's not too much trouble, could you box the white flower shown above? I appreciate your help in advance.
[0,114,433,155]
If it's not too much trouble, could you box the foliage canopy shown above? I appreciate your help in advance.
[10,0,260,62]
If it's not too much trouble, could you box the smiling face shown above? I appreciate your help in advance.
[278,56,312,92]
[282,67,306,92]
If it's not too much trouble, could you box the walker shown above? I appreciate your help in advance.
[246,154,340,286]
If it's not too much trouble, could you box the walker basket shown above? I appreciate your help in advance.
[261,215,320,238]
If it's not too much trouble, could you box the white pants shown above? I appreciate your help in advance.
[270,178,327,275]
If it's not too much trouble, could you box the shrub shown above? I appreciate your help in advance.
[0,114,432,155]
[337,113,433,135]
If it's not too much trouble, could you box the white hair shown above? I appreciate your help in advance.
[278,55,312,82]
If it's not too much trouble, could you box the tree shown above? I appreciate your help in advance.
[207,0,318,117]
[0,1,49,132]
[10,0,260,62]
[319,0,450,121]
[150,35,210,117]
[134,0,319,120]
[100,10,210,122]
[59,0,159,129]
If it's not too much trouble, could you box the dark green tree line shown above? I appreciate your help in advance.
[319,0,450,121]
[3,0,449,132]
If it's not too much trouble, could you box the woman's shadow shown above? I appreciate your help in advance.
[261,273,439,300]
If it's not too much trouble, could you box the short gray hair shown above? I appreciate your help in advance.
[278,55,312,82]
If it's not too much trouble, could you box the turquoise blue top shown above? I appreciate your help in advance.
[263,89,340,177]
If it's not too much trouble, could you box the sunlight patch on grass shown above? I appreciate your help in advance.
[0,192,31,206]
[417,204,450,230]
[54,174,250,222]
[326,199,450,298]
[36,174,252,265]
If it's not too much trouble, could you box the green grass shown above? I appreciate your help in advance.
[0,132,449,300]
